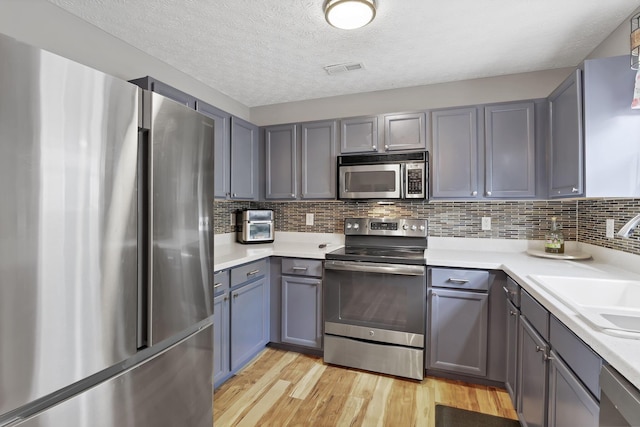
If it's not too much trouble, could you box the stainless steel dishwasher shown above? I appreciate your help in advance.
[599,365,640,426]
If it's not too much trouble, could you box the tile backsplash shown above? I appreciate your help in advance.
[214,198,640,255]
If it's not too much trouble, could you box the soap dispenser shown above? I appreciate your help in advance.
[545,217,565,254]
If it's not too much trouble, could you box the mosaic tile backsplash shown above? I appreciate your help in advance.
[214,198,640,256]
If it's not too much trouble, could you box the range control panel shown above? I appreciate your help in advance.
[344,218,428,237]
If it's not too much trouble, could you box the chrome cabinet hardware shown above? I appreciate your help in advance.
[447,278,469,284]
[292,266,309,271]
[246,269,260,276]
[213,283,223,289]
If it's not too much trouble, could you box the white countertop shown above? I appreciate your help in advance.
[214,232,640,390]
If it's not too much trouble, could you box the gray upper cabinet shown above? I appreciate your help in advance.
[340,116,379,153]
[196,100,231,199]
[265,124,297,200]
[301,120,337,199]
[383,112,427,151]
[431,107,480,198]
[583,55,640,197]
[264,120,337,200]
[230,117,259,200]
[548,70,584,198]
[485,102,536,198]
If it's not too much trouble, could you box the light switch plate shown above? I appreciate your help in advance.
[481,217,492,231]
[606,219,615,238]
[306,213,314,226]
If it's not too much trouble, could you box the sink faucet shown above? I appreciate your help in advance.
[617,214,640,238]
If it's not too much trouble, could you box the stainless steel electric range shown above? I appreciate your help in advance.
[323,217,428,380]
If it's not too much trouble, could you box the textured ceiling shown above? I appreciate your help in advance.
[48,0,640,107]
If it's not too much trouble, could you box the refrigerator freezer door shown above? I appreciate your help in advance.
[149,93,214,345]
[13,322,214,427]
[0,36,139,416]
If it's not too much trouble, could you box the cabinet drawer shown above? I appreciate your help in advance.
[431,268,489,291]
[213,270,229,296]
[521,289,549,340]
[505,276,521,307]
[281,258,323,278]
[231,259,268,288]
[550,315,601,399]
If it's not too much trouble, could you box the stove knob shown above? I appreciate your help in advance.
[346,223,352,229]
[353,223,360,230]
[402,224,409,230]
[419,225,425,231]
[411,225,417,231]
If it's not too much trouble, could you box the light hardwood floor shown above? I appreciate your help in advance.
[213,347,518,427]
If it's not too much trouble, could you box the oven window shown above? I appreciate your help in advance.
[345,171,396,192]
[324,268,425,335]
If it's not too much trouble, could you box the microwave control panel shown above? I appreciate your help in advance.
[405,163,425,198]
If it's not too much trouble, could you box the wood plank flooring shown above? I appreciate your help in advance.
[213,347,517,426]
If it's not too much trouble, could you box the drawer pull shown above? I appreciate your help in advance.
[213,283,223,289]
[447,278,469,284]
[292,266,309,271]
[509,310,517,316]
[502,286,515,296]
[246,269,260,276]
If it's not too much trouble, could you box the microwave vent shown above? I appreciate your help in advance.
[323,62,365,75]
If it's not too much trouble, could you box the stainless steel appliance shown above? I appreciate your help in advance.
[599,365,640,427]
[338,151,428,200]
[0,35,214,426]
[323,218,428,380]
[236,209,274,244]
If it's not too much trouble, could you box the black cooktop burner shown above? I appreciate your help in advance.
[326,246,426,265]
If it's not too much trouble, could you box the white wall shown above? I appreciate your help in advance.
[587,7,640,60]
[249,68,573,126]
[0,0,251,120]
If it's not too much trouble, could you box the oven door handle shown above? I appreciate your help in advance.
[324,260,425,276]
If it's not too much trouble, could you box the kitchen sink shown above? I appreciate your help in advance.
[529,275,640,339]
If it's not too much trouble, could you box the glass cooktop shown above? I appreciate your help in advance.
[326,246,426,265]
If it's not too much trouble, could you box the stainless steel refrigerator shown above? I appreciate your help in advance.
[0,34,215,426]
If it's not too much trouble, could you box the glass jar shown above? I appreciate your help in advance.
[545,217,565,254]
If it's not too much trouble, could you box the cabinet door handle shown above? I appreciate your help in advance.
[224,296,229,302]
[432,292,437,297]
[214,283,223,289]
[246,269,260,276]
[447,278,469,284]
[509,310,517,316]
[384,145,389,151]
[535,345,543,352]
[471,191,478,196]
[572,187,579,193]
[292,266,309,271]
[372,145,377,151]
[233,293,238,299]
[486,191,492,196]
[233,193,237,197]
[502,286,513,296]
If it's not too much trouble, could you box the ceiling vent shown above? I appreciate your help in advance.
[323,62,365,75]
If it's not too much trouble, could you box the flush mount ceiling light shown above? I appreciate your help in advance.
[324,0,376,30]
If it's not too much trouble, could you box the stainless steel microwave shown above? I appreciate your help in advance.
[338,151,428,200]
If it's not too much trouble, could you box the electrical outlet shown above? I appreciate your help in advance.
[306,213,314,226]
[230,213,236,226]
[606,219,615,238]
[481,217,492,231]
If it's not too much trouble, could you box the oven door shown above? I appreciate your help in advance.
[338,163,401,199]
[324,260,426,348]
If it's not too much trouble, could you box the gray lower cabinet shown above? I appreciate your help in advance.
[485,102,536,198]
[431,107,479,198]
[548,69,583,198]
[281,275,322,348]
[429,288,489,377]
[230,116,259,200]
[213,292,229,387]
[548,350,599,427]
[518,316,549,427]
[230,276,269,370]
[196,100,231,199]
[505,298,520,408]
[280,258,323,349]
